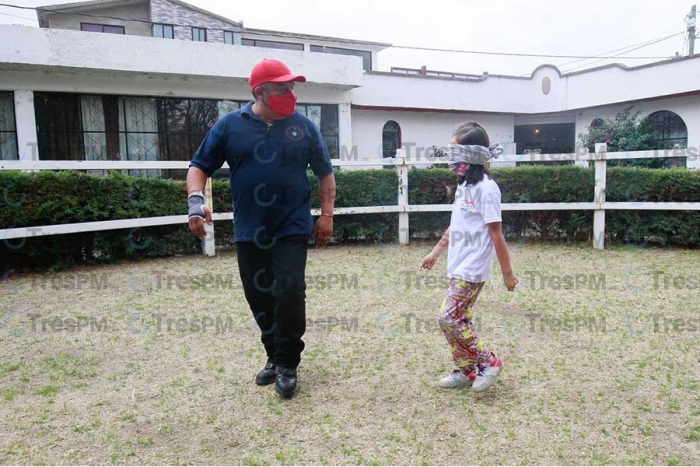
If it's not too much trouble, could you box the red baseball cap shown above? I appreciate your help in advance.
[249,59,306,89]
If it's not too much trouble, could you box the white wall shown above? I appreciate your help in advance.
[351,109,515,162]
[44,3,151,37]
[0,68,353,108]
[352,59,700,115]
[567,60,700,110]
[514,112,576,126]
[351,73,536,114]
[0,25,364,89]
[351,67,561,114]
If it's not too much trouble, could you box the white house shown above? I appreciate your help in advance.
[1,0,699,175]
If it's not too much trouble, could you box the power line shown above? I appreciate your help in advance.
[517,29,684,77]
[559,31,685,73]
[561,31,685,73]
[387,44,672,60]
[514,28,684,76]
[0,2,677,60]
[0,10,36,21]
[556,24,683,69]
[561,7,693,72]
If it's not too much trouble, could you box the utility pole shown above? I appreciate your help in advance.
[687,5,696,56]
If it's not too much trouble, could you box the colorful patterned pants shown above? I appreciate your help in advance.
[438,278,491,372]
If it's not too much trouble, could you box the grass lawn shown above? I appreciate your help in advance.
[1,241,699,465]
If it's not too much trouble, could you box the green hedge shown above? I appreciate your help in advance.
[408,166,597,240]
[1,166,699,272]
[0,170,398,272]
[408,166,700,244]
[310,168,399,243]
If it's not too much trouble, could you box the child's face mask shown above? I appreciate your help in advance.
[445,143,471,175]
[449,161,469,175]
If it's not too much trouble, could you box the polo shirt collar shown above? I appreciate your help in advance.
[241,101,265,122]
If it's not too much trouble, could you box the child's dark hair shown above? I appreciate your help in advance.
[453,122,490,186]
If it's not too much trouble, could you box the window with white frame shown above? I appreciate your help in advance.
[310,45,372,71]
[192,27,207,42]
[297,104,339,159]
[80,23,125,34]
[0,92,18,160]
[32,93,341,177]
[153,24,174,39]
[382,120,401,158]
[647,110,688,149]
[241,38,304,51]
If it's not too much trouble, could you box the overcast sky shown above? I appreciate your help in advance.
[1,0,696,75]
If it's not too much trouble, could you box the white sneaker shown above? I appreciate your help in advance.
[439,369,476,388]
[472,353,503,393]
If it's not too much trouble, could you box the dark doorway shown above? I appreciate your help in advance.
[514,123,575,165]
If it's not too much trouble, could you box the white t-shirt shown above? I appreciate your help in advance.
[446,175,502,283]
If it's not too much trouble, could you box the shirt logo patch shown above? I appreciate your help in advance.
[285,125,304,142]
[460,200,476,213]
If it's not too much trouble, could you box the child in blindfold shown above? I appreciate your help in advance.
[419,122,519,393]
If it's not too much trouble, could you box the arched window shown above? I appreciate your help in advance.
[590,118,604,129]
[382,120,401,158]
[646,111,688,149]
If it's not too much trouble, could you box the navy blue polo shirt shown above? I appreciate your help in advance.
[189,101,334,243]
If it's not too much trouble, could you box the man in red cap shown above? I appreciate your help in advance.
[186,58,336,399]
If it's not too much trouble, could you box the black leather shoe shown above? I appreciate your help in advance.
[275,366,297,399]
[255,361,276,386]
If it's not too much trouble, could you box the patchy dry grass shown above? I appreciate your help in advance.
[1,242,699,465]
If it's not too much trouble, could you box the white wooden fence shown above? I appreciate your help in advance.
[1,143,699,252]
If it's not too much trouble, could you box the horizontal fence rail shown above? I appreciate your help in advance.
[1,144,699,250]
[1,148,698,170]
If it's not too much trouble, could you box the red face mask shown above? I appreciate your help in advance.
[264,90,297,117]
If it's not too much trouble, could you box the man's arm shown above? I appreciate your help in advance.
[307,118,335,248]
[319,173,336,217]
[187,166,208,194]
[186,117,226,240]
[314,173,336,248]
[186,167,213,240]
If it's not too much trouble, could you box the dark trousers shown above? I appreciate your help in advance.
[236,235,308,369]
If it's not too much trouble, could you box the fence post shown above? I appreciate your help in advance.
[202,177,216,256]
[396,149,409,245]
[593,143,607,250]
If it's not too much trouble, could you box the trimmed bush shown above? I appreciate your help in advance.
[1,166,699,272]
